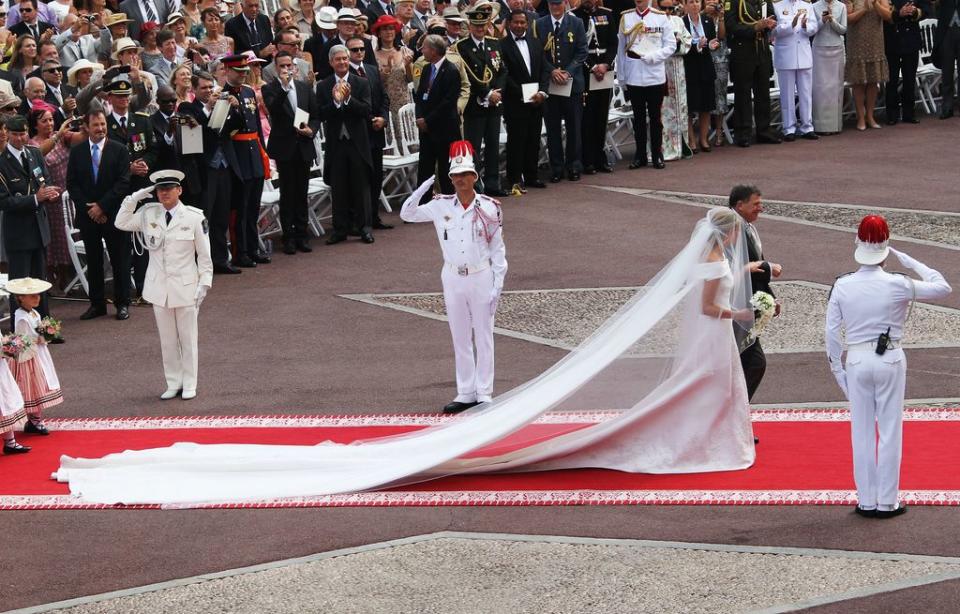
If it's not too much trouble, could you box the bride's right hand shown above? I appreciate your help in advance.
[731,308,754,321]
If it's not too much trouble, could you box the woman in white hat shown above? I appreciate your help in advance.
[67,58,103,90]
[5,277,62,437]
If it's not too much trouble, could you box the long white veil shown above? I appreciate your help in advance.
[55,208,756,505]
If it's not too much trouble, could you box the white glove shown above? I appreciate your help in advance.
[490,288,500,316]
[887,246,915,270]
[832,369,848,399]
[194,284,209,307]
[130,186,154,205]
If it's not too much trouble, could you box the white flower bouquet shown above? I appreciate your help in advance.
[746,291,776,344]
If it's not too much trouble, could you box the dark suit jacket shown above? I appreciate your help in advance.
[364,0,392,23]
[453,36,508,116]
[0,145,51,251]
[0,68,25,96]
[317,73,373,178]
[151,110,179,172]
[533,13,589,94]
[725,0,776,61]
[176,99,216,193]
[351,62,390,149]
[501,33,549,119]
[225,13,274,56]
[682,15,717,83]
[65,138,131,225]
[9,20,55,39]
[745,224,774,299]
[414,58,462,146]
[43,83,79,128]
[304,32,336,77]
[119,0,171,40]
[884,0,931,55]
[316,35,378,80]
[262,78,322,163]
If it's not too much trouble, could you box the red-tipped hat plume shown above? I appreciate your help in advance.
[857,215,890,244]
[449,140,475,158]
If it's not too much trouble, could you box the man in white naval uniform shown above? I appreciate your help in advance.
[400,140,508,414]
[115,170,214,401]
[616,0,676,169]
[772,0,819,140]
[825,215,951,519]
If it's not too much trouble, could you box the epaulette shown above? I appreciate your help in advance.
[649,7,665,13]
[135,111,150,116]
[484,35,498,40]
[183,205,205,216]
[621,8,633,13]
[828,271,855,299]
[597,6,612,12]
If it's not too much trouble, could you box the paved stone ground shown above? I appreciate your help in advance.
[3,117,960,612]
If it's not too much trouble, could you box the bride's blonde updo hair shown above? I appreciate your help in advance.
[708,207,740,235]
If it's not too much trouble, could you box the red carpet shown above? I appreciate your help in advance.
[2,409,959,509]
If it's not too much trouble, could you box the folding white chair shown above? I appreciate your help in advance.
[381,103,419,206]
[916,19,943,114]
[62,191,112,296]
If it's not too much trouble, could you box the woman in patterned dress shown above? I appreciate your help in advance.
[657,0,693,161]
[27,103,85,291]
[844,0,891,130]
[199,8,235,60]
[705,0,728,146]
[373,16,414,136]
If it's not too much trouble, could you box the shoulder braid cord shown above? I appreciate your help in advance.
[454,41,495,85]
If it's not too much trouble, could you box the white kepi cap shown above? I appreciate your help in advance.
[853,214,890,266]
[448,140,478,177]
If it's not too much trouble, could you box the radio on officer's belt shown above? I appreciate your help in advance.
[876,327,891,355]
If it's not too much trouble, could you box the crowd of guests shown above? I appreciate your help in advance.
[0,0,958,325]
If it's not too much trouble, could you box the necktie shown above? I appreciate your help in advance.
[515,35,525,42]
[120,116,127,135]
[386,3,394,15]
[91,142,100,182]
[31,24,38,39]
[143,0,158,23]
[20,151,29,175]
[478,42,484,54]
[165,211,172,225]
[357,65,366,77]
[248,19,258,45]
[554,20,561,41]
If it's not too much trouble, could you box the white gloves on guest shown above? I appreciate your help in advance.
[194,284,209,307]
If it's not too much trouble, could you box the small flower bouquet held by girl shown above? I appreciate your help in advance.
[746,291,776,344]
[36,316,63,343]
[1,334,34,362]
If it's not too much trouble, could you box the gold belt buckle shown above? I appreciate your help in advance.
[457,264,469,276]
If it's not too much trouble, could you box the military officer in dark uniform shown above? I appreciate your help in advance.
[105,75,158,303]
[0,115,61,325]
[454,3,509,197]
[883,0,930,125]
[724,0,781,147]
[574,0,617,174]
[220,54,271,268]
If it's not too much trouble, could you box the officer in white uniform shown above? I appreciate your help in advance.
[772,0,819,139]
[616,0,676,169]
[825,215,951,518]
[115,170,214,401]
[400,140,508,413]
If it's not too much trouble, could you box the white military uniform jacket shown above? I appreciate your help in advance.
[400,192,508,292]
[115,201,214,308]
[616,7,677,87]
[772,0,819,70]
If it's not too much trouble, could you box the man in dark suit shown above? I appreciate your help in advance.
[935,0,960,118]
[317,9,378,81]
[501,9,548,192]
[414,34,462,200]
[366,0,396,23]
[151,85,180,175]
[40,60,79,129]
[304,8,340,78]
[725,0,781,146]
[119,0,170,40]
[318,44,375,244]
[574,0,617,174]
[884,0,931,124]
[0,115,61,323]
[729,185,782,402]
[65,109,133,320]
[263,51,322,254]
[455,4,508,197]
[8,0,55,40]
[225,0,276,60]
[535,0,588,182]
[347,37,394,232]
[178,72,240,274]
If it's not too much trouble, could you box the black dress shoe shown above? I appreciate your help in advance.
[652,158,666,170]
[116,305,130,320]
[876,505,908,519]
[567,171,581,181]
[485,188,510,198]
[2,442,30,454]
[80,305,107,320]
[296,239,313,253]
[326,234,347,245]
[583,165,597,175]
[235,256,257,268]
[754,436,760,445]
[782,132,796,142]
[526,179,547,188]
[24,420,49,435]
[360,232,375,244]
[282,240,297,255]
[50,336,65,344]
[213,263,242,274]
[550,174,562,183]
[251,252,271,264]
[598,164,614,173]
[443,401,480,414]
[854,506,877,518]
[885,118,898,126]
[736,139,751,148]
[372,221,394,230]
[628,158,647,169]
[801,131,819,140]
[903,117,919,124]
[757,132,782,144]
[939,109,954,119]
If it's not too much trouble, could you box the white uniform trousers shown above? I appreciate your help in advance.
[778,68,814,135]
[153,304,200,393]
[846,347,907,511]
[442,267,495,403]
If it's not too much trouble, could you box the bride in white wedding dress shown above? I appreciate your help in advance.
[55,208,757,505]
